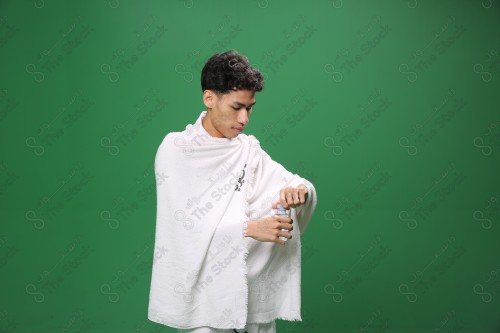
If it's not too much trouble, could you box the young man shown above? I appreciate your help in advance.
[148,50,317,333]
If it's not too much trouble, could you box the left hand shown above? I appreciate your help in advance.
[273,184,309,210]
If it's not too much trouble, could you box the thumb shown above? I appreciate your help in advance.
[271,201,278,209]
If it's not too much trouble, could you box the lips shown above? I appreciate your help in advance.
[233,127,243,132]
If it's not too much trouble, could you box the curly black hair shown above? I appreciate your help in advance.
[201,50,264,95]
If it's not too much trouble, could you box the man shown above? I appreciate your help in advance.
[148,50,317,333]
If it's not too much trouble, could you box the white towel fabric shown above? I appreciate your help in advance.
[177,320,276,333]
[148,111,317,330]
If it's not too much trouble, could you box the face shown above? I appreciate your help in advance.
[202,89,256,139]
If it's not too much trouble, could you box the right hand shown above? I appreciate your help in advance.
[246,214,293,245]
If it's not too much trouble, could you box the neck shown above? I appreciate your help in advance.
[202,112,224,138]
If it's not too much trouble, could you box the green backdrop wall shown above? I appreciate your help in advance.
[1,0,499,332]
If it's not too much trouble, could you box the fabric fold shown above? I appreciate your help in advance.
[148,111,317,329]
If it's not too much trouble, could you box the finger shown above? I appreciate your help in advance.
[298,189,305,204]
[292,190,300,206]
[272,201,278,209]
[276,232,291,245]
[298,188,306,204]
[274,231,284,245]
[280,189,288,209]
[277,216,292,224]
[301,186,309,203]
[286,191,294,208]
[279,229,292,239]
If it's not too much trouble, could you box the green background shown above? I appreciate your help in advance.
[1,0,500,332]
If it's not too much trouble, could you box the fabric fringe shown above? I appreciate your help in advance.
[240,142,258,328]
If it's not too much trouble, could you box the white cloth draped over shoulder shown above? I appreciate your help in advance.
[148,111,317,330]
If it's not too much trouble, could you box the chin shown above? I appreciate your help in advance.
[226,131,239,139]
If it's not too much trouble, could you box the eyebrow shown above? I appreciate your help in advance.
[232,101,256,108]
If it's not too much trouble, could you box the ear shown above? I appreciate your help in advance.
[203,90,220,110]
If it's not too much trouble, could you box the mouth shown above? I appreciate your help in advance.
[233,127,244,133]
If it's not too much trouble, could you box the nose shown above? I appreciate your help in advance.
[237,109,249,126]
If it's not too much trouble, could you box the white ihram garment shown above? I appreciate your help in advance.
[148,111,317,330]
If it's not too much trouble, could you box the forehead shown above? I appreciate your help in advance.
[222,89,256,103]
